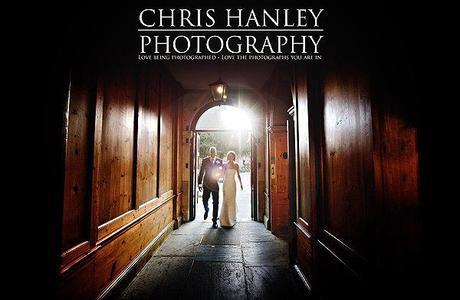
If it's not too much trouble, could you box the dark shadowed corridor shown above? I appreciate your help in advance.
[41,3,435,300]
[118,221,302,299]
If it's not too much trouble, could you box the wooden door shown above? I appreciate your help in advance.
[269,127,289,236]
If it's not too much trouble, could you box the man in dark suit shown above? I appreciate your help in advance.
[198,146,223,228]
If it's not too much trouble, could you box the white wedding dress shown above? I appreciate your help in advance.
[220,168,237,227]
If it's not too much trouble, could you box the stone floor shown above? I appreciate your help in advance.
[117,220,304,299]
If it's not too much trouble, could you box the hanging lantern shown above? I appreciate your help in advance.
[209,77,228,102]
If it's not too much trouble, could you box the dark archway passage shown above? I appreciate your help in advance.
[117,103,304,299]
[46,4,430,299]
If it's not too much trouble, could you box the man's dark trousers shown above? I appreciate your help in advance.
[202,187,219,223]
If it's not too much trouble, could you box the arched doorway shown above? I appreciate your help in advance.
[189,104,256,222]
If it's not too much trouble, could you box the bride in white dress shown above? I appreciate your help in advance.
[220,151,243,227]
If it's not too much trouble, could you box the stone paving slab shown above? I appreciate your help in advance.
[170,220,215,235]
[194,244,243,262]
[241,240,289,267]
[119,256,193,300]
[185,261,247,300]
[244,266,303,299]
[154,234,202,257]
[201,227,241,245]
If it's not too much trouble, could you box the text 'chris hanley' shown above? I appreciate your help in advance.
[138,8,325,55]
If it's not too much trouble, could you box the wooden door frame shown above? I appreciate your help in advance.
[287,106,297,266]
[250,134,258,220]
[189,131,197,221]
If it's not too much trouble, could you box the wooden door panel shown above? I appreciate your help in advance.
[159,81,174,195]
[62,64,95,253]
[136,69,160,205]
[296,77,312,225]
[97,63,137,225]
[321,72,373,257]
[270,130,289,236]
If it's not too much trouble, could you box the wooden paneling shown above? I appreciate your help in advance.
[174,96,183,224]
[94,200,173,296]
[159,79,174,195]
[60,60,181,299]
[54,7,185,300]
[322,70,373,255]
[136,68,160,205]
[291,71,317,292]
[290,59,422,297]
[97,62,137,225]
[59,255,96,300]
[317,240,362,298]
[61,64,95,252]
[97,195,171,241]
[373,109,421,275]
[295,226,313,284]
[60,199,174,300]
